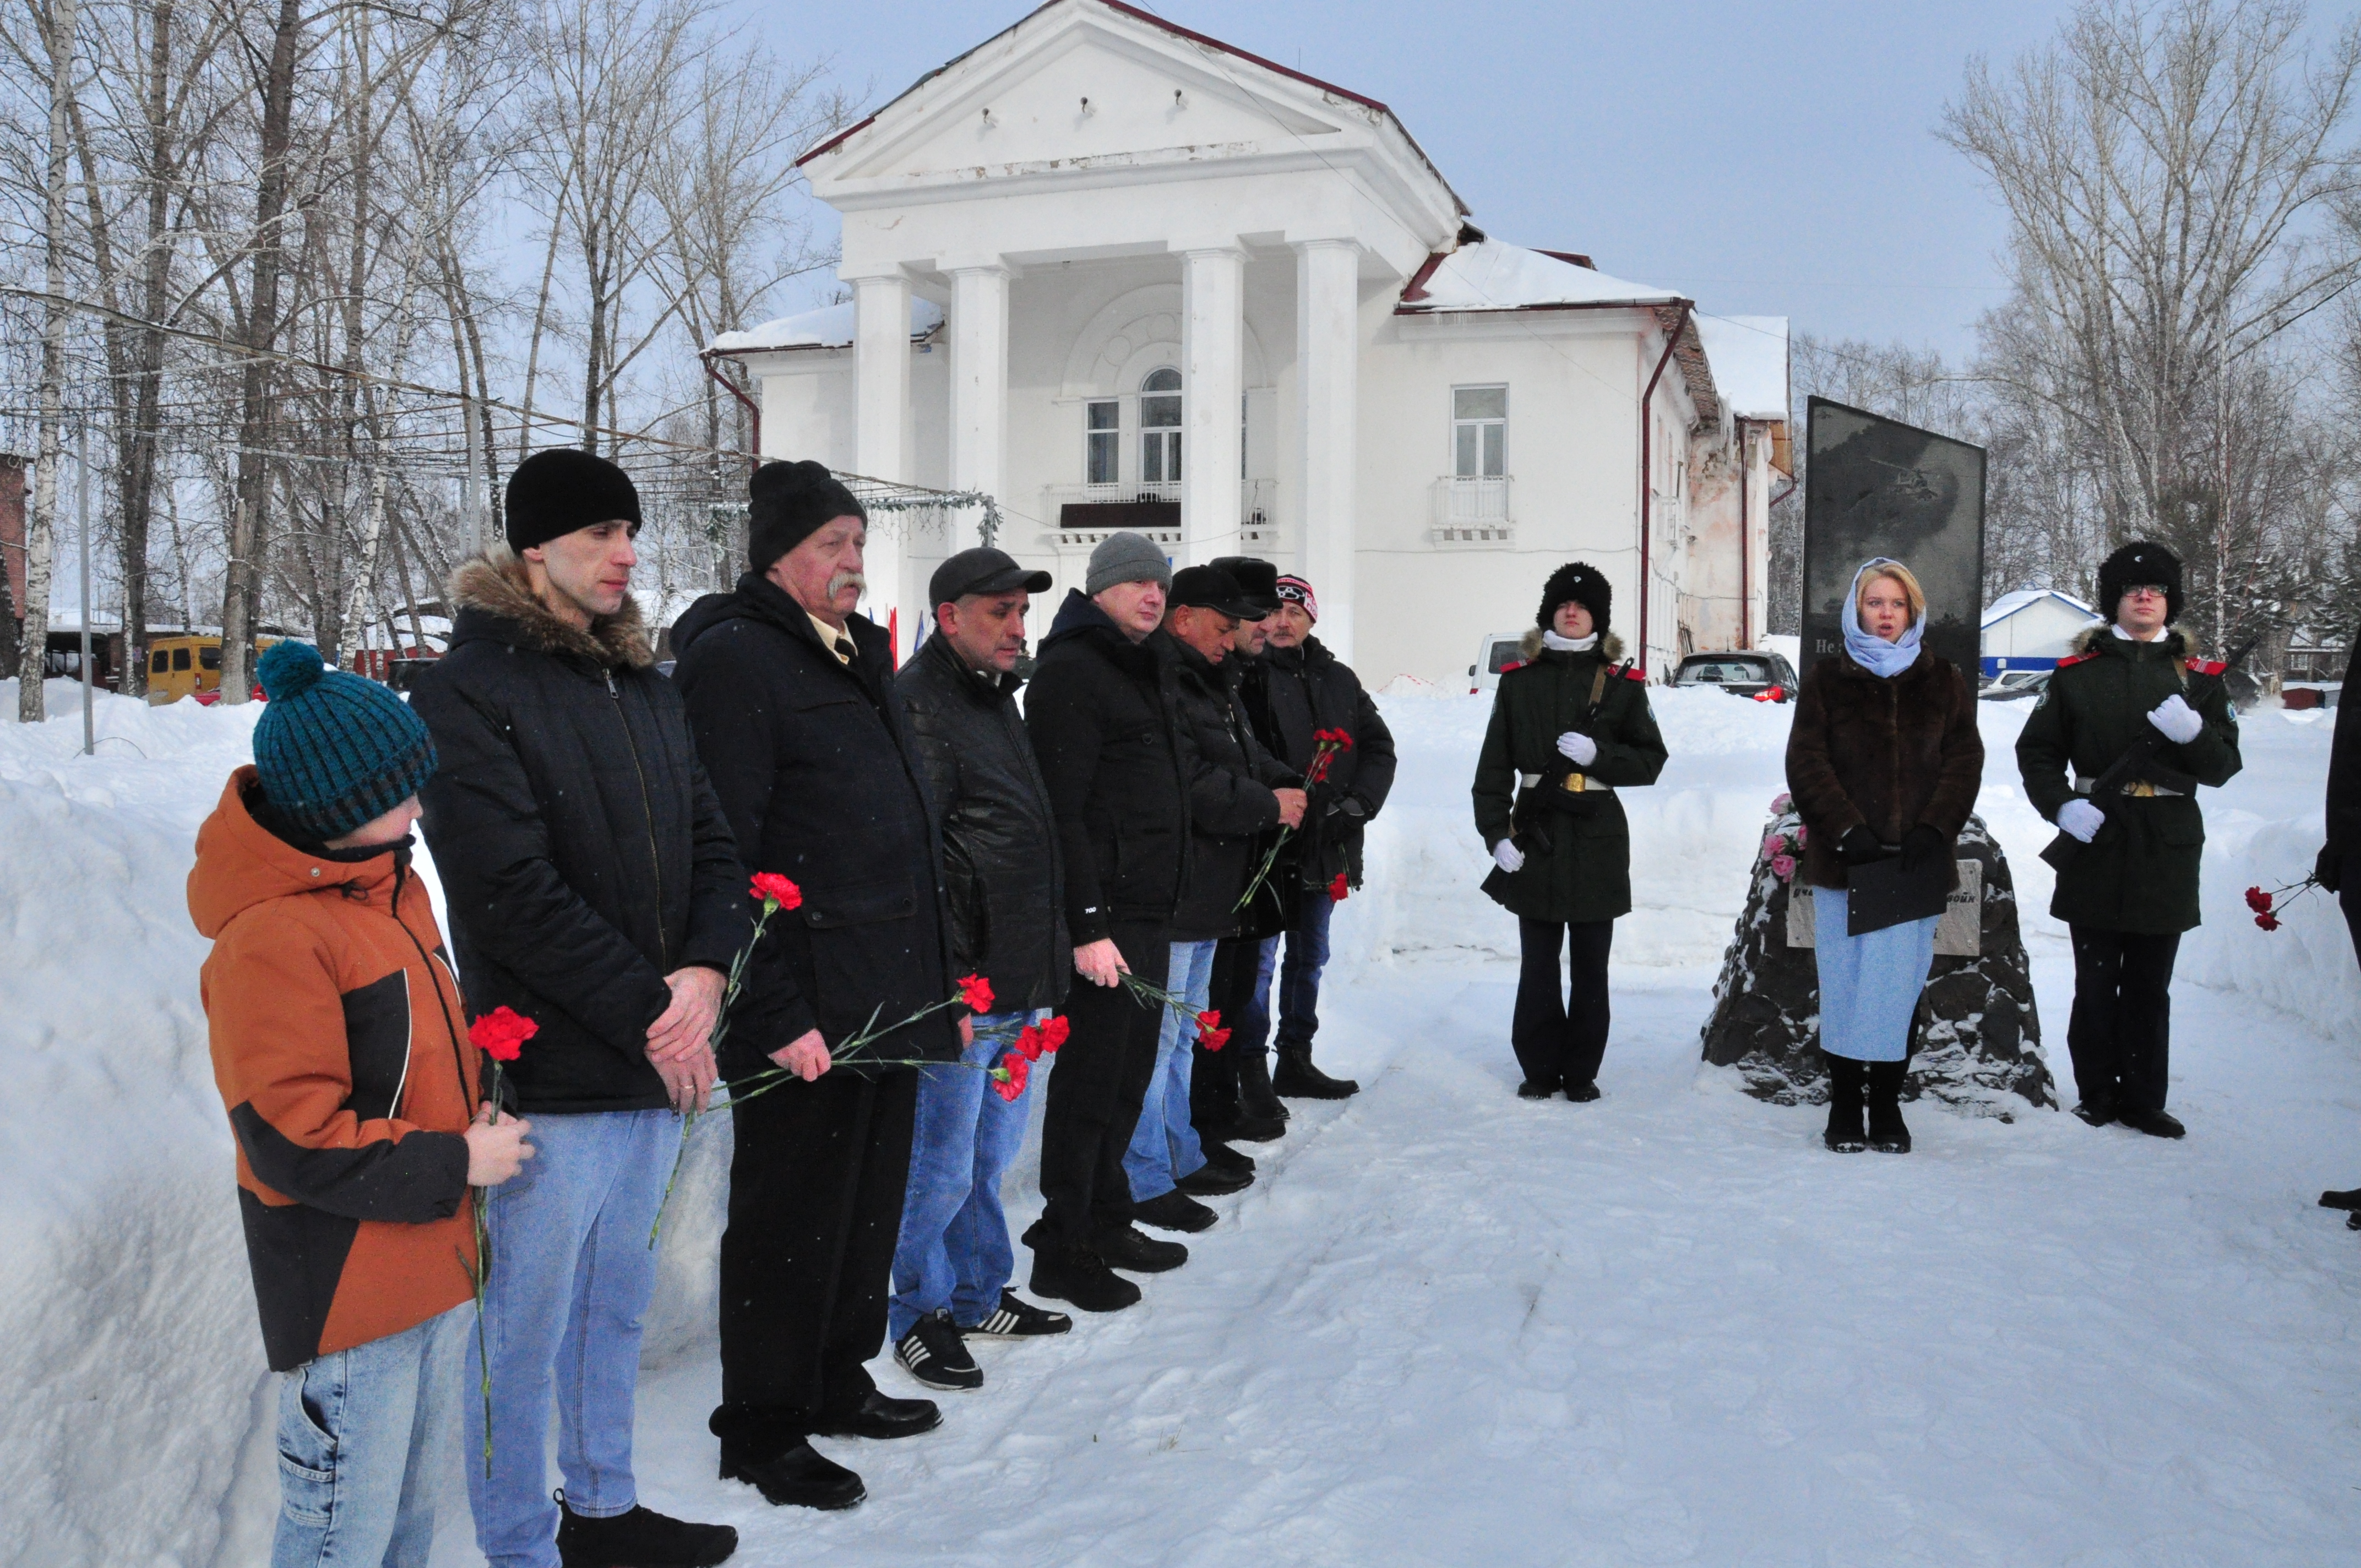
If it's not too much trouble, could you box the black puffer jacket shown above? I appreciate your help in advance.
[1025,589,1193,943]
[1167,636,1293,942]
[1254,635,1397,890]
[410,552,749,1115]
[898,630,1070,1015]
[670,573,959,1077]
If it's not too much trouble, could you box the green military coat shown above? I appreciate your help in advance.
[1472,631,1669,924]
[2014,626,2242,934]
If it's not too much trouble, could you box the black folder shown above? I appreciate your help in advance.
[1846,853,1950,936]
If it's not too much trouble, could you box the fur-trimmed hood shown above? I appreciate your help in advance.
[1518,628,1627,664]
[445,547,653,671]
[2069,623,2196,677]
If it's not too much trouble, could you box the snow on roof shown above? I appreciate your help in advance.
[1981,588,2099,629]
[1695,314,1789,422]
[709,296,944,355]
[1397,238,1683,314]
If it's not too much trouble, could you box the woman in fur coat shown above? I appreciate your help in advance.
[1784,559,1983,1153]
[1471,562,1667,1102]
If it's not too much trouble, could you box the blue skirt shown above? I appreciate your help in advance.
[1812,886,1936,1063]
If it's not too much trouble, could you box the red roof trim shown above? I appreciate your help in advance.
[1399,251,1448,303]
[797,113,877,168]
[1394,297,1692,318]
[1536,249,1596,270]
[1096,0,1390,113]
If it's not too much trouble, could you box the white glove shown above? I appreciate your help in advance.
[1555,730,1598,767]
[2147,693,2203,744]
[2057,798,2106,843]
[1493,839,1526,873]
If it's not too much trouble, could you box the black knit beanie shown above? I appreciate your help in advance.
[750,460,866,571]
[2096,540,2183,626]
[504,448,642,553]
[1538,560,1611,634]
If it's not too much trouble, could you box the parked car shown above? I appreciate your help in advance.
[1671,650,1797,701]
[1979,668,2052,702]
[1467,631,1528,695]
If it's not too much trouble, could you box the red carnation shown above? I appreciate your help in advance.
[1328,871,1349,901]
[1011,1023,1045,1062]
[750,872,803,911]
[2244,886,2272,914]
[1038,1015,1070,1054]
[990,1054,1029,1101]
[2255,911,2282,931]
[1195,1009,1231,1052]
[469,1005,538,1064]
[958,973,994,1013]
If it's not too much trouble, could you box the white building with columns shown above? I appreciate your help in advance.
[709,0,1789,687]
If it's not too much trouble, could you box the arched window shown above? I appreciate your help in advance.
[1140,368,1182,486]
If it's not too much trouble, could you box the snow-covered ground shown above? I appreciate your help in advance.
[4,677,2358,1566]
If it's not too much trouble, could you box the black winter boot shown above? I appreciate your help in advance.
[1866,1060,1912,1153]
[1823,1057,1867,1153]
[558,1492,739,1562]
[1272,1044,1359,1099]
[1176,1161,1253,1196]
[1029,1242,1140,1313]
[1238,1049,1292,1124]
[715,1442,864,1513]
[2318,1187,2361,1211]
[1133,1190,1217,1232]
[1096,1224,1188,1272]
[1199,1139,1256,1177]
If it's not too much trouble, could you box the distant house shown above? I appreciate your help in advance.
[1980,588,2101,678]
[710,0,1791,687]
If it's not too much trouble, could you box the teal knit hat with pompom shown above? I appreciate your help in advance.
[251,641,437,841]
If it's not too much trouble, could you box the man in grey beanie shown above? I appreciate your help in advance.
[1018,532,1194,1310]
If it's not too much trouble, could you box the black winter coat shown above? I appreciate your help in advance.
[671,573,959,1076]
[1025,589,1194,944]
[1252,635,1397,890]
[898,631,1070,1014]
[1167,636,1293,943]
[410,553,749,1115]
[2326,614,2361,857]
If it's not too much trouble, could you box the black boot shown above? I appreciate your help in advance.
[1865,1060,1911,1153]
[1096,1223,1188,1272]
[2318,1187,2361,1211]
[1028,1240,1140,1313]
[1272,1044,1359,1099]
[558,1491,741,1561]
[1199,1139,1256,1177]
[1238,1049,1292,1124]
[1133,1190,1217,1232]
[1176,1161,1253,1196]
[715,1442,864,1513]
[1823,1057,1866,1153]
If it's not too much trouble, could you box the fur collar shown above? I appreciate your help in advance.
[1517,628,1626,663]
[2069,623,2191,659]
[447,547,653,671]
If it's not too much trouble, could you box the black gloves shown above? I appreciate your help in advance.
[1899,824,1949,876]
[1325,795,1367,820]
[1836,825,1890,866]
[2318,842,2343,895]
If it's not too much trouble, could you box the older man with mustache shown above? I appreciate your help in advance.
[671,460,969,1512]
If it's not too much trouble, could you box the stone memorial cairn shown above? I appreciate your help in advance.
[1700,794,2057,1118]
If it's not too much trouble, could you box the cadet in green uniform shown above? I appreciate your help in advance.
[1472,562,1668,1101]
[2015,542,2242,1139]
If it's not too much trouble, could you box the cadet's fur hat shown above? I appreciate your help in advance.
[2097,541,2182,625]
[1538,560,1611,634]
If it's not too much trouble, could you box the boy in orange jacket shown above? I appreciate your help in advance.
[191,640,532,1568]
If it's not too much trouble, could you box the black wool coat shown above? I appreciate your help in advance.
[1025,589,1195,945]
[2326,614,2361,857]
[410,552,749,1115]
[1252,635,1398,889]
[671,573,959,1076]
[897,630,1070,1015]
[1167,635,1294,943]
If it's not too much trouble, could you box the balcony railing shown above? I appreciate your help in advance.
[1430,475,1514,546]
[1042,480,1282,548]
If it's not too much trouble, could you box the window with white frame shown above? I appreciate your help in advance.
[1140,368,1182,484]
[1085,400,1119,485]
[1453,385,1506,478]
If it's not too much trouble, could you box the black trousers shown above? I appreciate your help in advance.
[1512,918,1614,1089]
[2341,852,2361,970]
[712,1065,917,1450]
[1192,935,1260,1131]
[2065,926,2182,1114]
[1036,919,1169,1250]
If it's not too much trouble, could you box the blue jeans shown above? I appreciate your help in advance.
[1249,891,1335,1053]
[272,1304,468,1568]
[890,1009,1045,1342]
[464,1109,672,1568]
[1125,939,1215,1201]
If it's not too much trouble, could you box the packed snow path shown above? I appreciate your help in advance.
[623,949,2361,1567]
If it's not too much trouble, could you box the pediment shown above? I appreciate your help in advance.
[817,6,1354,190]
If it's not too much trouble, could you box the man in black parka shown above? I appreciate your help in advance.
[411,448,743,1568]
[2315,616,2361,1216]
[671,460,962,1513]
[1022,531,1196,1310]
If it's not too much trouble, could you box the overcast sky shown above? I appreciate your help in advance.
[726,0,2096,362]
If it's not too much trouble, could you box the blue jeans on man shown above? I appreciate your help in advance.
[1125,939,1216,1200]
[1248,890,1335,1056]
[890,1008,1045,1342]
[271,1302,469,1568]
[464,1109,672,1568]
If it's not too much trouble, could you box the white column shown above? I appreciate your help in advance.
[948,263,1010,547]
[1293,239,1360,664]
[1180,246,1245,565]
[852,270,912,656]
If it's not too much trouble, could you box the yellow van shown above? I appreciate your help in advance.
[145,634,279,704]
